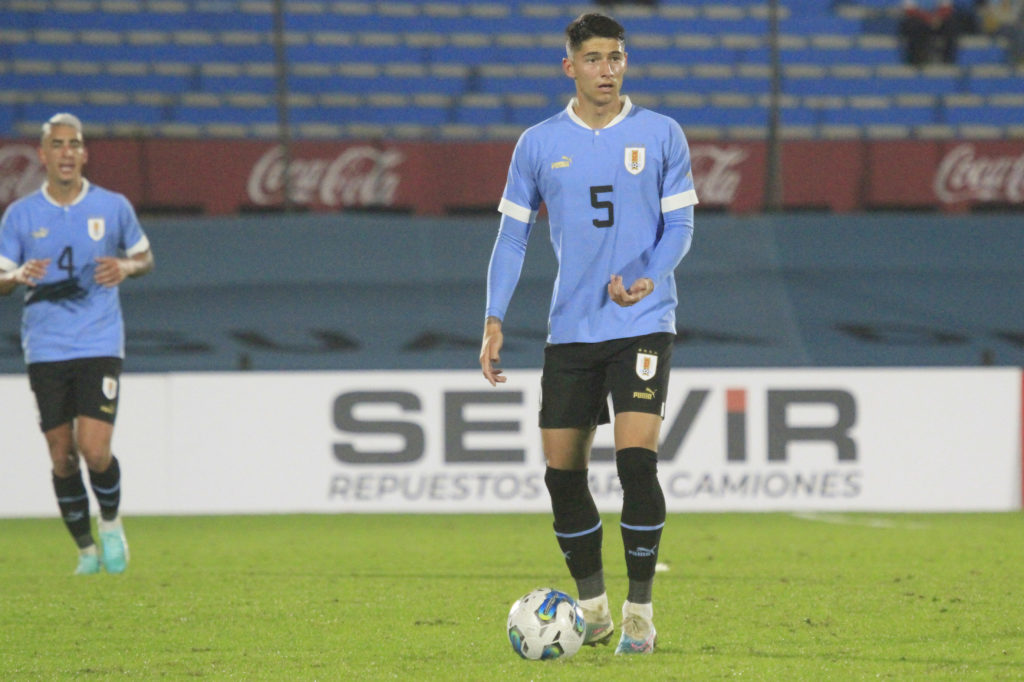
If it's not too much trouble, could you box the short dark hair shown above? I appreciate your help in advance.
[565,13,626,57]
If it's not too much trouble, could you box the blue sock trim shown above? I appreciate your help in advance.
[91,482,120,495]
[554,520,603,539]
[620,521,665,532]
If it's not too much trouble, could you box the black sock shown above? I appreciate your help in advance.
[88,455,121,521]
[544,467,604,599]
[617,447,666,603]
[53,469,93,548]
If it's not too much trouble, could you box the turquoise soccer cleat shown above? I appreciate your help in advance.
[74,549,101,575]
[99,519,129,574]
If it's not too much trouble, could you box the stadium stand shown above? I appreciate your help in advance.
[0,0,1022,141]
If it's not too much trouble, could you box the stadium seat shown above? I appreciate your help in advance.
[0,0,1017,140]
[198,62,274,94]
[453,93,506,126]
[944,93,1024,127]
[967,65,1024,95]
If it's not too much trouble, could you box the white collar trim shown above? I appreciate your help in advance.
[566,95,632,130]
[42,178,89,207]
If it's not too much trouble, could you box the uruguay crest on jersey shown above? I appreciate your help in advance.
[625,146,645,175]
[88,217,105,240]
[635,351,658,380]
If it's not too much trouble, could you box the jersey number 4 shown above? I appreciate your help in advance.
[58,246,75,277]
[590,185,614,228]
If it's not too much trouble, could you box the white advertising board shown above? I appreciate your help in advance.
[0,368,1019,516]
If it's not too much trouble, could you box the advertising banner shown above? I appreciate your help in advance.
[3,138,1024,215]
[0,368,1019,517]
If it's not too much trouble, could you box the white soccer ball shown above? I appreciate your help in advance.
[506,587,586,660]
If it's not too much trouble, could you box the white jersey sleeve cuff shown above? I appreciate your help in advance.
[0,255,17,272]
[661,189,699,213]
[498,197,537,224]
[126,234,151,257]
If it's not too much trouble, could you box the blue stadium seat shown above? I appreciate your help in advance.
[944,98,1024,126]
[453,93,506,126]
[0,0,1016,139]
[822,99,937,127]
[23,100,166,127]
[967,71,1023,95]
[779,105,821,127]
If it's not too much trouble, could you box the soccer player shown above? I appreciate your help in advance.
[479,12,698,655]
[0,113,154,575]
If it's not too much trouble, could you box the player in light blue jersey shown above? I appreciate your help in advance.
[480,13,698,655]
[0,113,154,575]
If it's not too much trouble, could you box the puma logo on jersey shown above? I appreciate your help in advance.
[551,156,572,169]
[32,227,48,239]
[632,387,657,400]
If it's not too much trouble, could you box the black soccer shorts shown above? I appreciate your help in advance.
[27,356,123,432]
[539,332,674,429]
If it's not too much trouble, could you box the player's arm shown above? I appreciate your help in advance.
[480,213,531,386]
[611,119,698,307]
[609,205,694,307]
[95,202,155,287]
[641,204,694,283]
[94,248,154,287]
[0,258,51,296]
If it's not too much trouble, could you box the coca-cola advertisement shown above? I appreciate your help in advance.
[934,143,1024,204]
[0,144,47,207]
[246,145,404,208]
[690,145,751,207]
[1,137,1022,215]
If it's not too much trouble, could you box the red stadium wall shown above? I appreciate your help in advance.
[2,138,1024,215]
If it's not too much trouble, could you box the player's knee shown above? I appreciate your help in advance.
[616,447,665,522]
[544,466,590,507]
[50,454,79,478]
[46,441,78,475]
[615,447,658,491]
[544,466,598,531]
[76,441,111,471]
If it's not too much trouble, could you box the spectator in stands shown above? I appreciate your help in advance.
[952,0,982,33]
[480,12,696,657]
[978,0,1024,63]
[899,0,961,65]
[0,113,154,576]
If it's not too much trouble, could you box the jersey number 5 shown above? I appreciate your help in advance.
[590,185,614,228]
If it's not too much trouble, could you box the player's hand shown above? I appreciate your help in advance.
[608,274,654,307]
[93,257,132,287]
[480,317,506,386]
[11,258,50,286]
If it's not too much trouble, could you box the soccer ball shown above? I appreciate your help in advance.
[506,587,586,660]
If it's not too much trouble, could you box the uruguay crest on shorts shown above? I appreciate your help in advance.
[102,375,118,400]
[625,146,645,175]
[635,351,657,380]
[88,218,105,241]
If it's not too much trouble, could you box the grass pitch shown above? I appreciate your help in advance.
[1,512,1022,680]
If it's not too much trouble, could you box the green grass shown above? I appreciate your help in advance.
[1,512,1023,680]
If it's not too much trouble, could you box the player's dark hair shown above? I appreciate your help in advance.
[565,13,625,56]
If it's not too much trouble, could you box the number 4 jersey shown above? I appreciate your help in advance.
[491,96,699,344]
[0,180,150,363]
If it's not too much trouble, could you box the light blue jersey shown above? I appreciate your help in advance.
[490,97,698,344]
[0,180,150,363]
